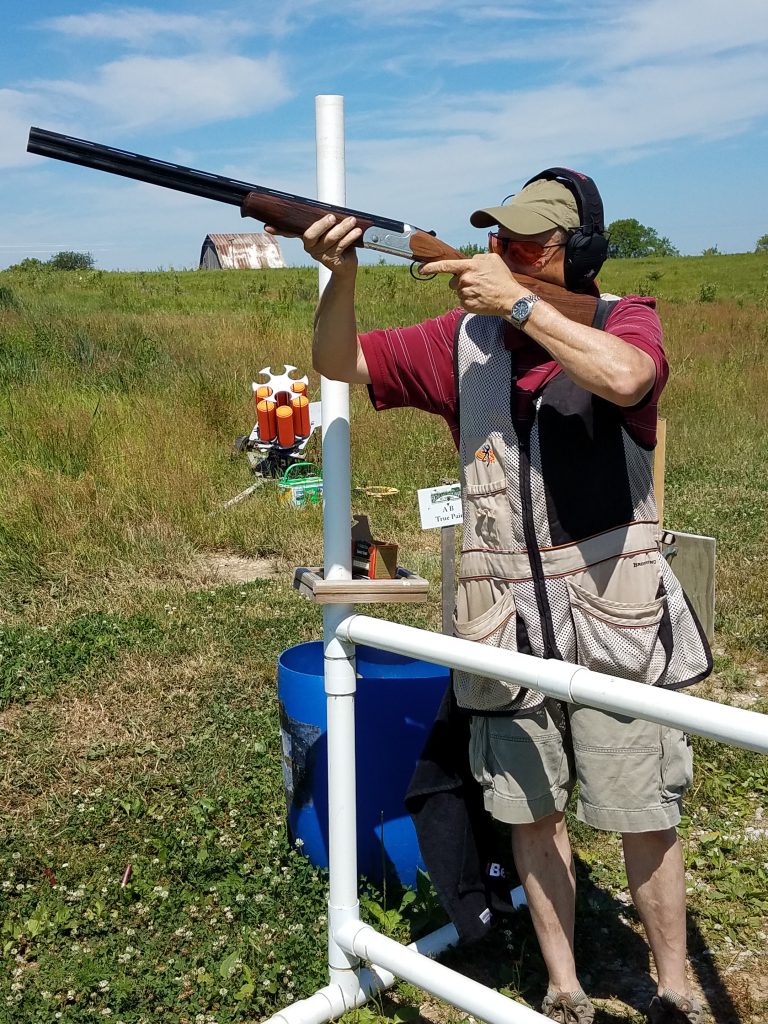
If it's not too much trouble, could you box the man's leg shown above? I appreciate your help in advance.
[569,704,696,1013]
[468,704,586,1002]
[511,810,581,993]
[622,828,690,996]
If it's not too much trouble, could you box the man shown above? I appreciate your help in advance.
[273,171,711,1024]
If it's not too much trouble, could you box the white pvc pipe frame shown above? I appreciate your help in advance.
[264,97,768,1024]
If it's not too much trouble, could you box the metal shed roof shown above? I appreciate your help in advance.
[200,233,285,269]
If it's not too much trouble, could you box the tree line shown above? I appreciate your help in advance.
[6,234,768,271]
[6,251,96,272]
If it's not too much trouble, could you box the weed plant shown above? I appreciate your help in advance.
[0,259,766,1022]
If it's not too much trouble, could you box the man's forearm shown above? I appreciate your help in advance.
[312,272,371,384]
[518,300,656,407]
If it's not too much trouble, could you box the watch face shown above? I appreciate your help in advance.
[512,298,532,322]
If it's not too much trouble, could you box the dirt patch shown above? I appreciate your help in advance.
[196,551,282,585]
[0,652,211,820]
[53,653,204,755]
[0,703,25,736]
[698,657,768,709]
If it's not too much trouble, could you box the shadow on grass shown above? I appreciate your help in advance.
[409,854,741,1023]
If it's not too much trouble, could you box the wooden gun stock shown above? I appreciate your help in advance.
[240,195,466,261]
[514,275,598,326]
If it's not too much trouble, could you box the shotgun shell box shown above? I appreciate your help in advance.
[351,538,399,579]
[350,514,398,579]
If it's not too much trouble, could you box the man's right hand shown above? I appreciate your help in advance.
[266,215,369,384]
[266,214,362,278]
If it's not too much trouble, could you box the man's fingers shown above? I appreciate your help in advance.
[419,259,468,276]
[304,214,358,246]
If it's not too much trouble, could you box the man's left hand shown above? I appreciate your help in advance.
[419,253,526,316]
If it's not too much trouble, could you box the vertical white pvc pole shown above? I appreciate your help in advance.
[315,94,361,999]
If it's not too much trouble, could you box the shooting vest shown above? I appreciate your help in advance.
[452,308,712,713]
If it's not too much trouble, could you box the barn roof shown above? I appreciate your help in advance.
[201,233,285,269]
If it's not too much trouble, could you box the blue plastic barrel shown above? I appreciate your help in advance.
[277,641,449,889]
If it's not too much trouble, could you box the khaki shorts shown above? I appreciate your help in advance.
[469,699,693,833]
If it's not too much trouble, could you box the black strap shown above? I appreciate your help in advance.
[591,297,619,331]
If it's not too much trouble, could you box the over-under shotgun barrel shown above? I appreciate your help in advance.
[27,126,421,246]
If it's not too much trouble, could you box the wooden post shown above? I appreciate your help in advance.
[653,416,667,526]
[441,525,455,635]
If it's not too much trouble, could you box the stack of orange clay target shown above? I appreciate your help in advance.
[254,379,311,449]
[249,364,315,452]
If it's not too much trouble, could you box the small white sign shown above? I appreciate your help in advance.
[417,484,463,530]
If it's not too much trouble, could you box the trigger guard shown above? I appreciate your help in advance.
[410,261,435,281]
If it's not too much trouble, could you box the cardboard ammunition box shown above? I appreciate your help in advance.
[351,515,398,580]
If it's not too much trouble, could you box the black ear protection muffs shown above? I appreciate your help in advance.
[524,167,609,292]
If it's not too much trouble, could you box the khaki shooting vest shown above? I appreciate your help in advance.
[452,311,712,713]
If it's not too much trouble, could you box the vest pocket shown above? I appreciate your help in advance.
[464,481,512,550]
[567,579,668,686]
[453,589,530,711]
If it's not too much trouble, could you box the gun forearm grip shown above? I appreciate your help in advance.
[241,192,376,237]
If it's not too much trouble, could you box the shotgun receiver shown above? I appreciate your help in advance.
[27,127,599,325]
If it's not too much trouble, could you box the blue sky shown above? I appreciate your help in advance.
[1,0,767,270]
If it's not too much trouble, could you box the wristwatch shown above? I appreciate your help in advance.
[509,293,540,329]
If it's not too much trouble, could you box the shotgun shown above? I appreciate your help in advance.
[26,127,598,324]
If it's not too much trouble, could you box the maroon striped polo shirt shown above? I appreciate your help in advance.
[359,295,667,449]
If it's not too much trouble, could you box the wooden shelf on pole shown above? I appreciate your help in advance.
[292,566,429,604]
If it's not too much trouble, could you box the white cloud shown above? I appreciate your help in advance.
[40,8,251,49]
[5,1,768,264]
[26,54,292,133]
[334,48,768,252]
[595,0,768,68]
[0,89,45,170]
[359,46,768,160]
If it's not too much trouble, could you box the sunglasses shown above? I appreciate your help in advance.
[488,232,566,263]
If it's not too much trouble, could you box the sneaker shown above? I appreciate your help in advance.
[541,988,595,1023]
[648,988,705,1023]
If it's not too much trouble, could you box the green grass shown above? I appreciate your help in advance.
[0,257,766,1022]
[599,251,768,305]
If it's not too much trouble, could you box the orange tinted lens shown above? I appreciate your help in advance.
[489,232,545,264]
[505,240,545,263]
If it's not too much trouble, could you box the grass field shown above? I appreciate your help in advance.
[0,253,766,1024]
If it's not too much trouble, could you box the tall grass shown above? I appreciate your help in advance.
[0,258,766,649]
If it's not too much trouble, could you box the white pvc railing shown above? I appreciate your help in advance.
[337,615,768,755]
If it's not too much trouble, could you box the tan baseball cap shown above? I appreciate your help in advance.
[470,178,581,236]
